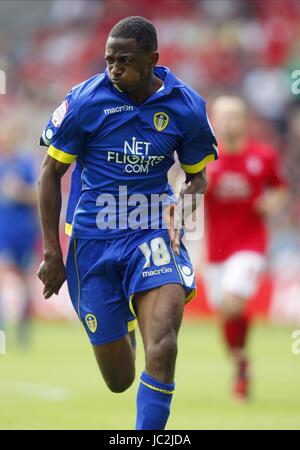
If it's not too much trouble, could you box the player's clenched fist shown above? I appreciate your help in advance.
[38,256,66,299]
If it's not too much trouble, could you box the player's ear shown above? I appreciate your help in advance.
[149,51,159,68]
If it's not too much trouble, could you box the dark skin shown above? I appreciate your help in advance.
[105,36,163,104]
[38,36,207,390]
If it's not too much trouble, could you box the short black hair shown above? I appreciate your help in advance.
[109,16,158,53]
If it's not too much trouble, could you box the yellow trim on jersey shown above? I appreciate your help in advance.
[73,238,81,319]
[48,145,77,164]
[113,83,124,93]
[180,153,216,174]
[128,319,137,333]
[140,380,174,395]
[65,223,73,236]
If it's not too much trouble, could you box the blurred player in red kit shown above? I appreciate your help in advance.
[204,96,287,400]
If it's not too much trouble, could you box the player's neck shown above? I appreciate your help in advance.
[127,73,163,105]
[223,136,247,154]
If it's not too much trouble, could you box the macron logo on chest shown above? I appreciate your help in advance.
[104,105,134,116]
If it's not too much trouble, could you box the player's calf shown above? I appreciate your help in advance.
[144,330,178,383]
[219,293,249,352]
[135,284,185,383]
[219,293,251,400]
[134,284,185,429]
[92,332,136,393]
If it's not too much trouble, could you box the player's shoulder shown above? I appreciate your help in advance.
[175,78,207,120]
[178,81,206,109]
[69,72,108,106]
[160,66,206,117]
[65,72,113,127]
[246,140,279,161]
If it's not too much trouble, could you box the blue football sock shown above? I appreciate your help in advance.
[136,371,175,430]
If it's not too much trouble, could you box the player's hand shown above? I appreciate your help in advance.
[37,255,66,299]
[253,193,278,218]
[253,189,287,218]
[253,194,271,217]
[163,203,183,256]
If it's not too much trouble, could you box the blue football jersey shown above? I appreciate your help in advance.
[40,65,218,239]
[0,153,38,239]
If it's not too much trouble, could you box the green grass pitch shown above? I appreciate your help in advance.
[0,319,299,430]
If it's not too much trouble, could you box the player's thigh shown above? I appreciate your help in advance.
[133,283,186,350]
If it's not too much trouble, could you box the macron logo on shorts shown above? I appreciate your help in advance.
[142,267,172,278]
[104,105,134,116]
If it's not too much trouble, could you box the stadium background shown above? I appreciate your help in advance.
[0,0,300,429]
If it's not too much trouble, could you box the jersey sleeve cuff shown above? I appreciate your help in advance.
[47,145,77,164]
[65,223,73,236]
[180,152,217,174]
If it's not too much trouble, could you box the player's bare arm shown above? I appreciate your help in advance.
[164,168,207,255]
[254,186,288,218]
[1,176,37,206]
[37,154,70,299]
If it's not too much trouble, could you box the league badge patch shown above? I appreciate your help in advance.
[51,100,68,128]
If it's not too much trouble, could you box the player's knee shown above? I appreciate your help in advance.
[105,373,135,393]
[146,333,178,369]
[221,293,245,318]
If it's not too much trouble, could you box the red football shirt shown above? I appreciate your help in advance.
[205,140,285,262]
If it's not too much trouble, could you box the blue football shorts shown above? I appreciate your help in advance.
[0,230,37,272]
[66,228,196,345]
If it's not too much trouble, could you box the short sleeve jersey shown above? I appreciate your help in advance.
[0,153,38,238]
[205,140,286,262]
[40,66,218,238]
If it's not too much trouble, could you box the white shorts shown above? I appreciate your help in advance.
[205,251,265,308]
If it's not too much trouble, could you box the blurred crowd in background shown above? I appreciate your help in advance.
[0,0,300,326]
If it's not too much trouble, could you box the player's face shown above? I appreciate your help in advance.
[105,37,158,93]
[0,121,19,154]
[212,100,247,145]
